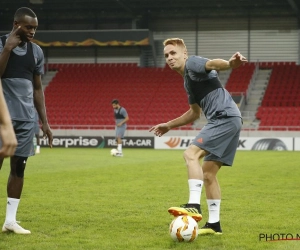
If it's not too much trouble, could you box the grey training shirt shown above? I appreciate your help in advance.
[184,56,241,120]
[0,34,44,122]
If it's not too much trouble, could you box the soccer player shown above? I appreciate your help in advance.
[149,38,247,235]
[0,7,53,234]
[111,99,129,157]
[0,80,17,158]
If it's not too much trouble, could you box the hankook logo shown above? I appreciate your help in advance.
[165,137,181,148]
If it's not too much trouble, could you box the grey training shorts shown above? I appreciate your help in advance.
[192,116,242,166]
[116,124,127,139]
[13,120,35,157]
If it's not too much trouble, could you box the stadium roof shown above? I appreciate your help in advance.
[0,0,299,29]
[1,0,300,17]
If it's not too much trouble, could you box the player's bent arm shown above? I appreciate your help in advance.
[166,104,201,129]
[0,27,22,76]
[0,47,12,76]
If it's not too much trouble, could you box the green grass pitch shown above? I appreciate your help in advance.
[0,148,299,250]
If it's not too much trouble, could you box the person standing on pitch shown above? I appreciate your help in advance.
[149,38,247,235]
[0,7,53,234]
[111,99,129,157]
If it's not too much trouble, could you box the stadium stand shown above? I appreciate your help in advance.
[256,62,300,130]
[44,62,300,131]
[44,63,190,129]
[225,62,256,96]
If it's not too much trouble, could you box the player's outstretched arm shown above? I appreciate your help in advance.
[149,123,170,137]
[205,52,247,71]
[0,82,17,157]
[229,52,248,69]
[0,123,18,157]
[149,104,201,136]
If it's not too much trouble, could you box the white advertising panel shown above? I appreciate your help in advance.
[154,136,294,151]
[237,137,293,151]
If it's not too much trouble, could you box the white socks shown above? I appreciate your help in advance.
[188,179,203,204]
[117,144,122,153]
[207,199,221,223]
[187,180,221,223]
[5,198,20,223]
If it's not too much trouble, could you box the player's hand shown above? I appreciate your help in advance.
[149,123,170,137]
[5,26,22,50]
[0,124,17,157]
[229,52,247,69]
[41,123,53,148]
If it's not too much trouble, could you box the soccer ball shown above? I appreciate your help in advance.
[110,149,118,156]
[169,215,198,242]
